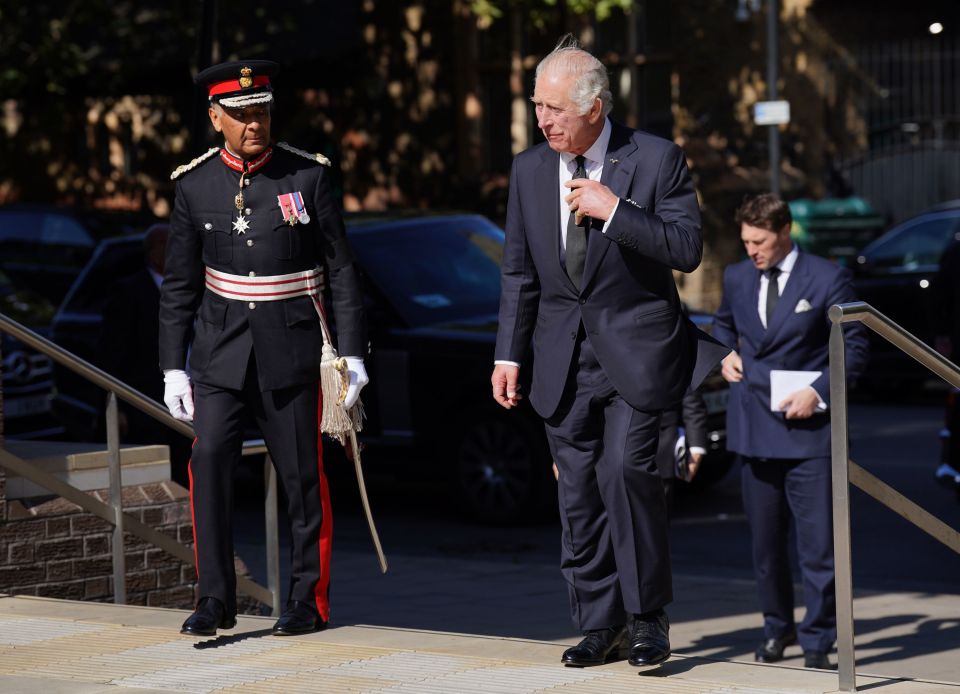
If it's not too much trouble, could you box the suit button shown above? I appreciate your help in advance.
[244,208,252,215]
[246,239,254,247]
[579,298,586,304]
[204,222,212,230]
[248,271,256,277]
[248,302,256,309]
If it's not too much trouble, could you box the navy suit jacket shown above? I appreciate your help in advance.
[494,121,727,418]
[712,251,869,459]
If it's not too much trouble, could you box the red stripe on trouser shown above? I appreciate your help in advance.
[187,437,200,593]
[314,382,333,622]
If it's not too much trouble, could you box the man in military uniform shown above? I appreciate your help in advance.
[159,59,367,636]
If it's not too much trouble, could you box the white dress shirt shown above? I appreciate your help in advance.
[557,117,619,248]
[757,244,798,329]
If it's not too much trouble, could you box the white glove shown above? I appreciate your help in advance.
[163,369,195,422]
[342,357,369,409]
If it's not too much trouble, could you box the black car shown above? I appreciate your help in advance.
[0,269,63,439]
[50,213,732,523]
[853,199,960,389]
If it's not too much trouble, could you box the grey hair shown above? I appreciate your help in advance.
[535,34,613,117]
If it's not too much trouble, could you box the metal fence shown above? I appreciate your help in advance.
[0,311,281,615]
[829,301,960,692]
[841,39,960,224]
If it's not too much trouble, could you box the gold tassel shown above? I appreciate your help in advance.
[318,325,364,444]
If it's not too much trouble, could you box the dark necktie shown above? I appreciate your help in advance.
[765,266,781,327]
[565,155,588,290]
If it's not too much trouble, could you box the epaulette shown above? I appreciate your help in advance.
[277,141,331,167]
[170,147,220,180]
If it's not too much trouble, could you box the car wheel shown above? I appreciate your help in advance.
[455,412,553,525]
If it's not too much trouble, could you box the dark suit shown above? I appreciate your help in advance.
[159,145,365,621]
[495,120,727,631]
[712,250,868,653]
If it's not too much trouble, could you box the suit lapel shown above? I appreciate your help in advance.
[582,122,636,288]
[757,252,811,352]
[743,265,765,338]
[534,146,576,292]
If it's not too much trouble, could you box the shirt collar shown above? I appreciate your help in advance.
[560,117,612,169]
[775,244,799,274]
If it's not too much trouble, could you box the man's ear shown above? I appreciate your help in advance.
[208,106,222,133]
[587,97,603,125]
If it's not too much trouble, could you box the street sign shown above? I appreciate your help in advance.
[754,100,791,126]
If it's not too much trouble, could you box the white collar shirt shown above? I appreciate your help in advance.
[757,244,798,329]
[557,118,618,249]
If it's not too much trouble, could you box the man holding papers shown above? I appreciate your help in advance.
[712,193,868,670]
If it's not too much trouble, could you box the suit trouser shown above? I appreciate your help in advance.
[544,332,669,632]
[189,355,333,620]
[740,455,835,653]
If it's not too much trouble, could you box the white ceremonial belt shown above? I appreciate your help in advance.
[204,267,324,301]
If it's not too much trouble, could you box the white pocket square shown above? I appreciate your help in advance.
[794,299,813,313]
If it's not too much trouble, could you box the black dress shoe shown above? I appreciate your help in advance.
[180,597,236,636]
[803,651,837,670]
[754,630,797,662]
[561,626,628,667]
[272,600,326,636]
[628,609,671,666]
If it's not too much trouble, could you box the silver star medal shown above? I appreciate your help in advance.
[232,215,250,235]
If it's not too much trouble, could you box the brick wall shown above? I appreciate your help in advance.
[0,480,261,614]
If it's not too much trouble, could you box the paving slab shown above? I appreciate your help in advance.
[0,592,957,694]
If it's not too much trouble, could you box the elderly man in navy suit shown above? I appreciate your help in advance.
[712,193,868,670]
[491,36,727,669]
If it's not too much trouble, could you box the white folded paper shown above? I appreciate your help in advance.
[770,370,821,411]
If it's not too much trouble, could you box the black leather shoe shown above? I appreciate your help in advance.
[180,597,236,636]
[803,651,837,670]
[561,626,628,667]
[628,609,671,666]
[754,630,797,663]
[272,600,326,636]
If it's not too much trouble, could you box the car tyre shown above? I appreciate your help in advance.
[454,410,554,525]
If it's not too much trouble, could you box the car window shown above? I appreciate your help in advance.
[861,214,960,271]
[349,217,504,327]
[59,239,144,316]
[0,211,94,246]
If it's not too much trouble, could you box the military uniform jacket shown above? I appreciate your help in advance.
[159,145,366,392]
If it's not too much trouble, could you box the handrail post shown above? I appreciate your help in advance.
[829,310,855,691]
[106,392,126,605]
[264,454,281,617]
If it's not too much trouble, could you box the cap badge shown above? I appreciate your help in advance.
[239,66,253,89]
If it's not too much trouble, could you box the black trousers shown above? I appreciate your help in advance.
[189,355,332,620]
[544,332,669,632]
[740,455,835,653]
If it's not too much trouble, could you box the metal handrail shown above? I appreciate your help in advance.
[829,301,960,692]
[0,311,280,615]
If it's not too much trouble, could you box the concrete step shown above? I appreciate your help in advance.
[1,441,170,499]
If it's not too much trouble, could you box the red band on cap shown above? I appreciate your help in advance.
[208,75,271,98]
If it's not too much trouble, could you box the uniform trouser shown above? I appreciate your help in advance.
[543,332,669,633]
[189,356,333,620]
[740,455,835,653]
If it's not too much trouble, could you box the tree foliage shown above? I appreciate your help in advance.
[469,0,632,28]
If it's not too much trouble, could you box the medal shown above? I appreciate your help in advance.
[293,192,310,224]
[278,191,309,226]
[232,215,250,234]
[236,173,246,210]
